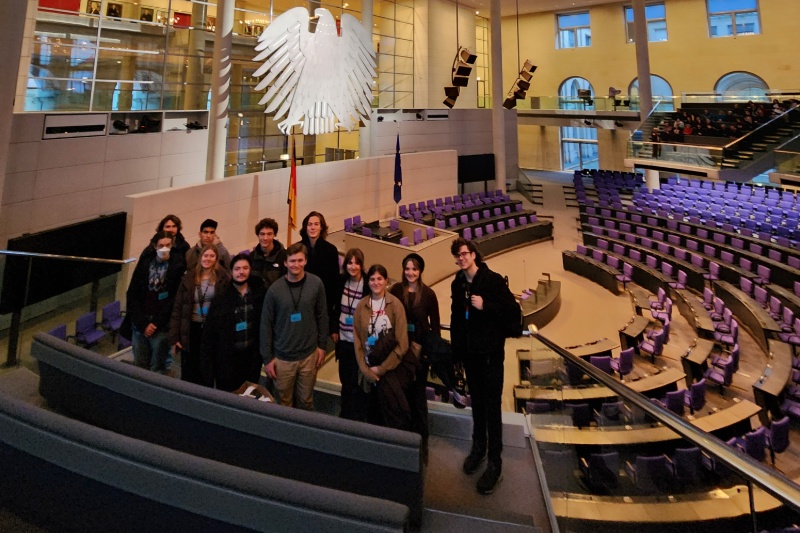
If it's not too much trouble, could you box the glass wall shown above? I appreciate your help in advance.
[474,15,489,109]
[27,0,415,175]
[559,77,598,171]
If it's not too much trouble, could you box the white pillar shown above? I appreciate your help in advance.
[206,0,235,180]
[0,0,29,205]
[358,0,373,159]
[645,169,660,190]
[632,0,653,117]
[490,0,506,191]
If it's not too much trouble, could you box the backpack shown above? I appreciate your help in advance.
[502,275,524,338]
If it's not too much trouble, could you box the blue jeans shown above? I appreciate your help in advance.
[132,325,172,373]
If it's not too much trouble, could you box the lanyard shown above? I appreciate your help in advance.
[369,296,386,335]
[196,280,211,317]
[289,280,305,314]
[346,278,361,312]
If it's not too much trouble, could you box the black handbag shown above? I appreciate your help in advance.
[366,330,398,367]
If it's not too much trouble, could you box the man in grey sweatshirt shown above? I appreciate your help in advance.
[261,242,329,409]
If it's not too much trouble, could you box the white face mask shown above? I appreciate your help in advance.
[156,246,170,260]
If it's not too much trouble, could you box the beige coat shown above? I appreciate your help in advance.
[353,292,409,385]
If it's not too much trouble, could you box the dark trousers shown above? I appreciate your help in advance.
[337,340,366,421]
[463,350,505,464]
[409,361,430,442]
[182,321,212,386]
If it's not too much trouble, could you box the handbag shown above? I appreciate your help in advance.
[366,329,398,367]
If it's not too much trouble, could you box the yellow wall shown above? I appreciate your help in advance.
[502,0,798,97]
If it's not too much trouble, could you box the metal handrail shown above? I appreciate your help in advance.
[0,250,136,265]
[529,330,800,517]
[723,106,800,151]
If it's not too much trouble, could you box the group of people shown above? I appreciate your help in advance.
[124,211,518,495]
[650,99,800,155]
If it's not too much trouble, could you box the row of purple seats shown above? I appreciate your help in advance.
[445,204,525,228]
[462,215,537,240]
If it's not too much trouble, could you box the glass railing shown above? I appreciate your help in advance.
[775,137,800,175]
[627,140,724,167]
[520,331,800,533]
[682,92,800,106]
[517,95,678,113]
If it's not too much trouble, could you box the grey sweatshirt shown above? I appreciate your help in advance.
[260,273,329,363]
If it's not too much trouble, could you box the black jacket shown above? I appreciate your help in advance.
[125,247,184,332]
[250,240,287,290]
[201,276,266,387]
[302,236,340,324]
[450,263,516,358]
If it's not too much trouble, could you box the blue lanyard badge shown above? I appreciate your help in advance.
[235,321,247,331]
[408,323,416,332]
[158,291,169,301]
[344,316,354,325]
[367,335,377,347]
[290,312,302,323]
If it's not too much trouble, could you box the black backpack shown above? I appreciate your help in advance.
[502,275,524,338]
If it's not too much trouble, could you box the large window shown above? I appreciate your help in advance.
[629,74,674,111]
[624,3,667,43]
[558,77,598,171]
[557,12,591,49]
[715,71,768,97]
[707,0,760,38]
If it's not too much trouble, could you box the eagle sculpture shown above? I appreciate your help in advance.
[253,7,377,135]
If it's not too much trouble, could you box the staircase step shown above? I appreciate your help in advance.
[721,162,740,169]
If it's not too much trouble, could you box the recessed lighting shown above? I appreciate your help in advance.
[476,10,479,14]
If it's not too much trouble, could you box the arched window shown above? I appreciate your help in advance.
[558,77,598,171]
[715,71,768,98]
[629,74,674,111]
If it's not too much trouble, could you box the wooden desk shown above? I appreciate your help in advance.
[565,338,618,359]
[766,283,800,317]
[714,280,782,353]
[532,399,760,445]
[513,368,685,406]
[562,251,621,295]
[753,339,794,423]
[619,315,650,351]
[672,289,716,339]
[681,338,714,387]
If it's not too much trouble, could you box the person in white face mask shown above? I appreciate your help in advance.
[125,231,185,375]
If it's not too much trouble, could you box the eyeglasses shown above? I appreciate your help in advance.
[454,251,472,259]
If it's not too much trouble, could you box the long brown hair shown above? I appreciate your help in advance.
[399,256,426,308]
[193,244,219,285]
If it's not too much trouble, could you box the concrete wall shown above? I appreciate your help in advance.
[121,149,458,297]
[1,113,208,249]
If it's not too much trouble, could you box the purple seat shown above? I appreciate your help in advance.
[580,452,620,490]
[592,250,605,262]
[704,356,734,393]
[508,219,516,228]
[497,221,506,232]
[684,378,706,414]
[390,219,400,231]
[766,416,790,465]
[529,215,537,223]
[47,324,68,342]
[669,270,687,290]
[754,264,771,286]
[645,255,658,269]
[344,218,354,232]
[739,276,753,297]
[576,244,588,255]
[485,224,495,235]
[625,455,673,494]
[654,390,685,416]
[597,239,609,250]
[75,312,106,348]
[436,220,445,229]
[426,226,435,240]
[463,227,472,240]
[686,240,698,251]
[471,212,480,222]
[362,227,372,238]
[731,426,767,462]
[399,205,408,218]
[714,319,739,347]
[399,236,409,246]
[754,285,768,308]
[639,327,666,362]
[616,263,633,289]
[671,447,703,484]
[101,300,124,334]
[589,355,614,375]
[703,262,720,283]
[519,216,527,226]
[610,347,634,379]
[474,227,483,238]
[459,215,468,224]
[353,215,362,226]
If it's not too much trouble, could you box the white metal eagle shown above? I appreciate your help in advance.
[253,7,377,135]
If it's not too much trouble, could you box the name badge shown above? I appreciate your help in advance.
[367,335,377,347]
[290,312,302,323]
[158,291,169,301]
[408,324,416,332]
[235,321,247,331]
[272,263,279,268]
[465,310,469,320]
[344,316,354,325]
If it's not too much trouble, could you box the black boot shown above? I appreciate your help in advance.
[462,444,486,475]
[477,460,502,495]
